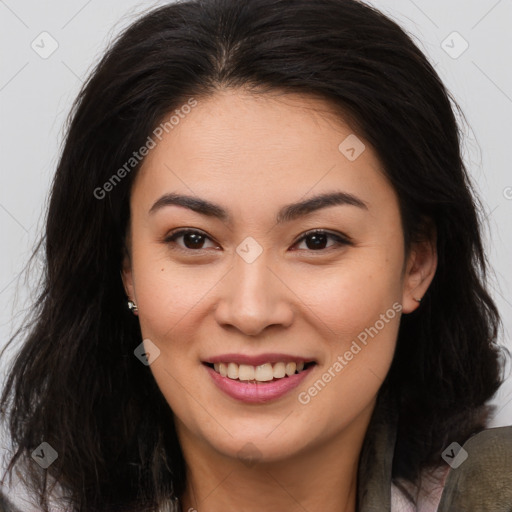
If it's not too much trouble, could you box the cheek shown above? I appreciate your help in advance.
[297,301,401,430]
[290,251,404,391]
[289,252,404,335]
[131,240,214,340]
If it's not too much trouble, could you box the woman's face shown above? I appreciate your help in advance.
[123,89,435,463]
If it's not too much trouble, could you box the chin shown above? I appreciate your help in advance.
[201,424,311,464]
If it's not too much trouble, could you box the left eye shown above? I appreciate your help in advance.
[293,229,350,251]
[163,229,350,252]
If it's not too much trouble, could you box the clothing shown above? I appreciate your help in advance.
[3,389,512,511]
[357,387,512,511]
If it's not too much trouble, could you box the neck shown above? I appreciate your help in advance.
[178,400,376,512]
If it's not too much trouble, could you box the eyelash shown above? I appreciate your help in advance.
[163,228,352,254]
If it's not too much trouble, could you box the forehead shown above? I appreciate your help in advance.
[133,88,395,215]
[144,88,364,164]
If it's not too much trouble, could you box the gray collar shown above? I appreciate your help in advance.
[356,387,398,511]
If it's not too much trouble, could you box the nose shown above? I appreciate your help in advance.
[213,252,294,337]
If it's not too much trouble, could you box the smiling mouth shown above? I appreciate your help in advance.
[203,361,316,383]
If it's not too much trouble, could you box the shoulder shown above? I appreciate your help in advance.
[437,425,512,511]
[0,492,22,512]
[0,488,68,512]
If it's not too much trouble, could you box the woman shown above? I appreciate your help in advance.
[1,0,511,510]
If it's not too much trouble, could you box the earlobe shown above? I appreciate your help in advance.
[120,264,134,299]
[401,225,437,314]
[121,256,139,316]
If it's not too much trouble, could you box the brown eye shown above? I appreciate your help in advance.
[164,229,218,251]
[163,228,351,254]
[293,230,351,251]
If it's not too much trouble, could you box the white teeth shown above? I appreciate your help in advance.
[255,363,274,381]
[227,362,238,379]
[285,362,296,376]
[273,362,286,378]
[238,364,255,381]
[210,360,310,381]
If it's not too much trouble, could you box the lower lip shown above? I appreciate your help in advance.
[204,364,315,403]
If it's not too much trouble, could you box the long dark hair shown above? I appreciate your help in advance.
[1,0,508,510]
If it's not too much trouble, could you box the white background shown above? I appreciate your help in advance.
[1,0,511,499]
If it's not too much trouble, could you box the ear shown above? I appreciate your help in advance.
[121,237,135,302]
[401,221,437,314]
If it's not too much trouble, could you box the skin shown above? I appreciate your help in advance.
[122,88,437,512]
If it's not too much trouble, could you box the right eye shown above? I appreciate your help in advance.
[163,229,220,252]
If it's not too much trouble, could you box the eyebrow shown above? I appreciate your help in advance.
[149,191,368,224]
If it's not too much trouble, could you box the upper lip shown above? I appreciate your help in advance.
[203,353,316,366]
